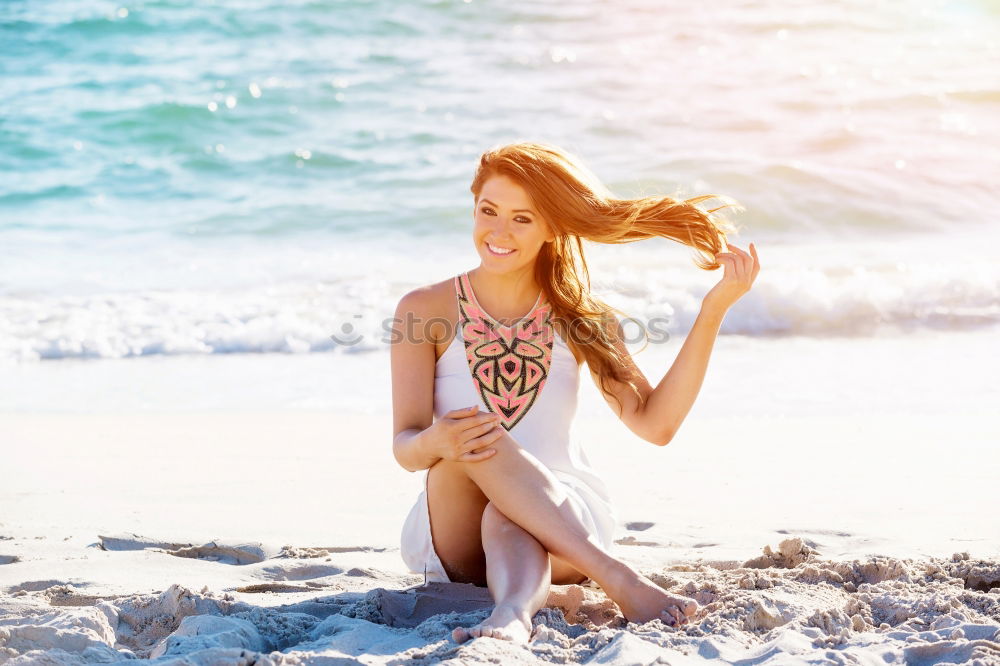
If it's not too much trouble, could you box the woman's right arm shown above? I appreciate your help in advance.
[390,288,502,472]
[390,289,440,472]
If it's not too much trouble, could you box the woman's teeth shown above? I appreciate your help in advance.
[487,243,515,255]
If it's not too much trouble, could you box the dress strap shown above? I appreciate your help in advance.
[453,273,465,340]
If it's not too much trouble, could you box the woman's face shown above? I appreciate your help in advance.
[473,175,555,272]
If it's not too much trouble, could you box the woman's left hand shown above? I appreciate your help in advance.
[704,242,760,312]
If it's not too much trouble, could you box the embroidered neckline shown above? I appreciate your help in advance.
[463,271,543,330]
[456,272,554,431]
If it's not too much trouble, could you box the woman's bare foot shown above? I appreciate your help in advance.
[452,604,534,643]
[602,566,701,626]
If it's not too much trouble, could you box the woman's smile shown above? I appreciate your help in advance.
[486,241,516,256]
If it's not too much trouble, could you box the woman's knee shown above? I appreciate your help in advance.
[427,455,482,492]
[480,501,519,535]
[481,505,586,584]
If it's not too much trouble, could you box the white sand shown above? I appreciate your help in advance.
[2,407,998,664]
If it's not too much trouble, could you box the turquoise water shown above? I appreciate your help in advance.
[2,0,999,363]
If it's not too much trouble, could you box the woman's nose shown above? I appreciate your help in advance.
[491,215,514,234]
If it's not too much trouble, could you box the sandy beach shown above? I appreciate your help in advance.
[3,336,999,665]
[4,1,1000,662]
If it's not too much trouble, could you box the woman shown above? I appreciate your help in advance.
[390,141,759,643]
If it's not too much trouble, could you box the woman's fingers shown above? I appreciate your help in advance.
[712,242,760,305]
[734,243,758,266]
[460,447,496,462]
[447,409,495,434]
[462,425,504,454]
[457,410,498,432]
[727,245,746,281]
[444,405,480,419]
[729,245,751,282]
[460,437,500,461]
[748,242,760,280]
[468,419,498,439]
[715,253,735,269]
[458,422,499,460]
[715,254,740,284]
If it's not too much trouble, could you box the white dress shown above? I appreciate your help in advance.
[399,271,619,583]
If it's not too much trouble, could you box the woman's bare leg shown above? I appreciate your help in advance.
[452,503,595,643]
[427,430,698,626]
[425,453,490,585]
[452,503,550,642]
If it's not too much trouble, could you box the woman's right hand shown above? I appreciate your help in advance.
[425,405,504,463]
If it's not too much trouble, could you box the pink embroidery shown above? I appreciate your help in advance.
[456,272,554,431]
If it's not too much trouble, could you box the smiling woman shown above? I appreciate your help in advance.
[391,141,759,643]
[465,142,745,416]
[476,191,551,264]
[469,176,556,322]
[0,0,997,660]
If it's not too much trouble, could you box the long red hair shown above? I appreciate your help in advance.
[470,141,742,413]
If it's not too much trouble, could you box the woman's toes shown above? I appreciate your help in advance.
[660,603,691,627]
[454,608,533,643]
[665,595,698,622]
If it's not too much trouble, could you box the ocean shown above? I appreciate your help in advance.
[1,0,998,411]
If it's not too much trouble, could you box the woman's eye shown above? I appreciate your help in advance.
[482,207,531,223]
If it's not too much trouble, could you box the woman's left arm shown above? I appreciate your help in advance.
[591,242,760,446]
